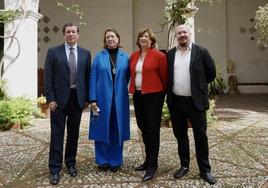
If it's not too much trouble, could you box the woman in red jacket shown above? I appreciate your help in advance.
[129,28,168,181]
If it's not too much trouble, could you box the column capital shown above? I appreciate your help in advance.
[4,0,40,12]
[26,10,42,21]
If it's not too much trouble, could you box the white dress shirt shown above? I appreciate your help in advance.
[173,43,192,96]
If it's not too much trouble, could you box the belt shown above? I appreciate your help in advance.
[174,95,192,100]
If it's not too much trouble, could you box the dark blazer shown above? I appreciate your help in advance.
[45,43,91,109]
[166,43,216,110]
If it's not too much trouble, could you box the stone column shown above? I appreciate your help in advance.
[186,17,195,42]
[3,0,42,99]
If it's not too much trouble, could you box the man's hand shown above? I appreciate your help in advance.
[83,102,89,109]
[49,101,57,112]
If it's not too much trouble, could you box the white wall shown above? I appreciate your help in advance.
[226,0,268,93]
[196,0,268,93]
[38,0,268,93]
[133,0,168,51]
[38,0,133,67]
[195,0,228,83]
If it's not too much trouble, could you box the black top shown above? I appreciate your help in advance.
[107,47,119,80]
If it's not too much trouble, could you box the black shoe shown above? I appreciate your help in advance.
[134,163,147,171]
[109,166,121,172]
[97,164,109,171]
[143,168,156,181]
[173,166,189,179]
[200,172,217,185]
[67,166,78,177]
[49,173,60,185]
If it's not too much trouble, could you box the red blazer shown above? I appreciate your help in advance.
[129,48,168,94]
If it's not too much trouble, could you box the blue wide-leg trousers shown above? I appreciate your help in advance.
[95,100,123,167]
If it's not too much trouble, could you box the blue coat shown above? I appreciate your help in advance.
[89,49,130,145]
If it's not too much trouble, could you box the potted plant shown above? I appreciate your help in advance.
[37,94,48,115]
[0,97,34,130]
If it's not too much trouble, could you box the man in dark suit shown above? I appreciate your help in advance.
[45,23,91,185]
[166,25,217,185]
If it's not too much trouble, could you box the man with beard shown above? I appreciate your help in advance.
[166,25,217,185]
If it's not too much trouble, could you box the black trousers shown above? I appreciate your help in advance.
[169,94,211,174]
[133,91,165,170]
[49,89,83,174]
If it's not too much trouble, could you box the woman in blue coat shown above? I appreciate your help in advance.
[89,28,130,172]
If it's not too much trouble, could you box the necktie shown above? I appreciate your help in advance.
[69,47,77,87]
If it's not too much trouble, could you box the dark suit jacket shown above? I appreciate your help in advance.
[45,44,91,109]
[166,43,216,110]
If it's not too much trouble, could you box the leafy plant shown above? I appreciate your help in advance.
[0,101,12,130]
[162,100,170,122]
[0,79,9,100]
[162,0,198,49]
[208,65,225,97]
[56,0,86,25]
[0,10,22,23]
[161,0,221,49]
[207,98,217,124]
[0,97,35,130]
[255,3,268,46]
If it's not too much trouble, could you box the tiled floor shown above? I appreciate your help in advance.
[0,94,267,188]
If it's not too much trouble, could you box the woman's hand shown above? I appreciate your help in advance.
[90,102,98,111]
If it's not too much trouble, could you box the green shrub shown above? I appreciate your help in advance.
[0,101,12,130]
[161,101,171,127]
[0,80,9,100]
[161,98,217,127]
[208,64,225,96]
[162,100,170,122]
[0,97,34,130]
[207,98,217,124]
